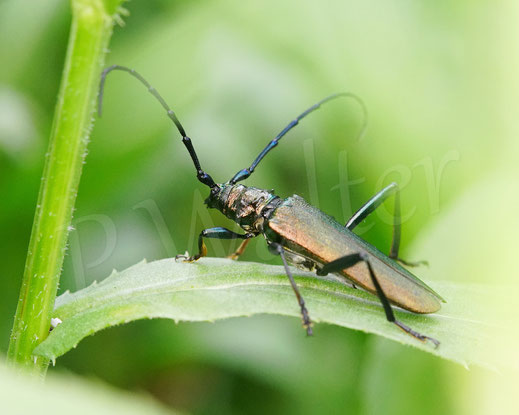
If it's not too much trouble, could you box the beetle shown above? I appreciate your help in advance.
[99,65,444,347]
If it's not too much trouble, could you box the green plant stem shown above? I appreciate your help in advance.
[7,0,125,375]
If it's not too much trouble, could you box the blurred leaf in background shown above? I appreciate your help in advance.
[0,361,178,415]
[1,0,518,414]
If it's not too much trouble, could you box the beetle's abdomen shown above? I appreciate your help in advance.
[265,195,443,313]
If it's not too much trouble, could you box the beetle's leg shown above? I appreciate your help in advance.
[317,253,439,347]
[270,243,313,336]
[175,227,254,262]
[346,182,428,267]
[227,238,252,260]
[394,257,428,267]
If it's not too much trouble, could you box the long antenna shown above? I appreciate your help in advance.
[229,92,368,184]
[98,65,217,189]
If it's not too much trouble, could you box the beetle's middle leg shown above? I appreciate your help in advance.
[270,243,313,336]
[317,252,439,347]
[175,227,254,262]
[346,182,427,267]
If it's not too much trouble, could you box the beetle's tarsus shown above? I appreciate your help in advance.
[301,305,313,336]
[427,336,440,349]
[393,320,440,348]
[304,321,313,336]
[185,257,198,263]
[175,252,200,263]
[396,258,430,268]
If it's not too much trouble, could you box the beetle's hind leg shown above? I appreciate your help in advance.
[270,243,313,336]
[346,182,428,267]
[317,252,439,347]
[175,227,253,262]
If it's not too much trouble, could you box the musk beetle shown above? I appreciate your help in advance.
[99,65,444,347]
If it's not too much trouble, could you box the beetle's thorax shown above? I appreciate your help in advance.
[207,183,280,233]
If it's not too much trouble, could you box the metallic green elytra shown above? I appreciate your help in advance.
[99,65,444,347]
[265,195,444,314]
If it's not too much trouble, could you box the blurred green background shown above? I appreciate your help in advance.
[1,0,518,414]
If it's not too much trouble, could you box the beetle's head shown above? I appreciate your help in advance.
[204,183,223,209]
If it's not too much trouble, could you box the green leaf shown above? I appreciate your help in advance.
[35,258,504,369]
[0,362,178,415]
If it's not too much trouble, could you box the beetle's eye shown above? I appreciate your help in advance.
[204,187,220,208]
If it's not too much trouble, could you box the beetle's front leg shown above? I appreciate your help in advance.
[227,238,252,260]
[175,227,254,262]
